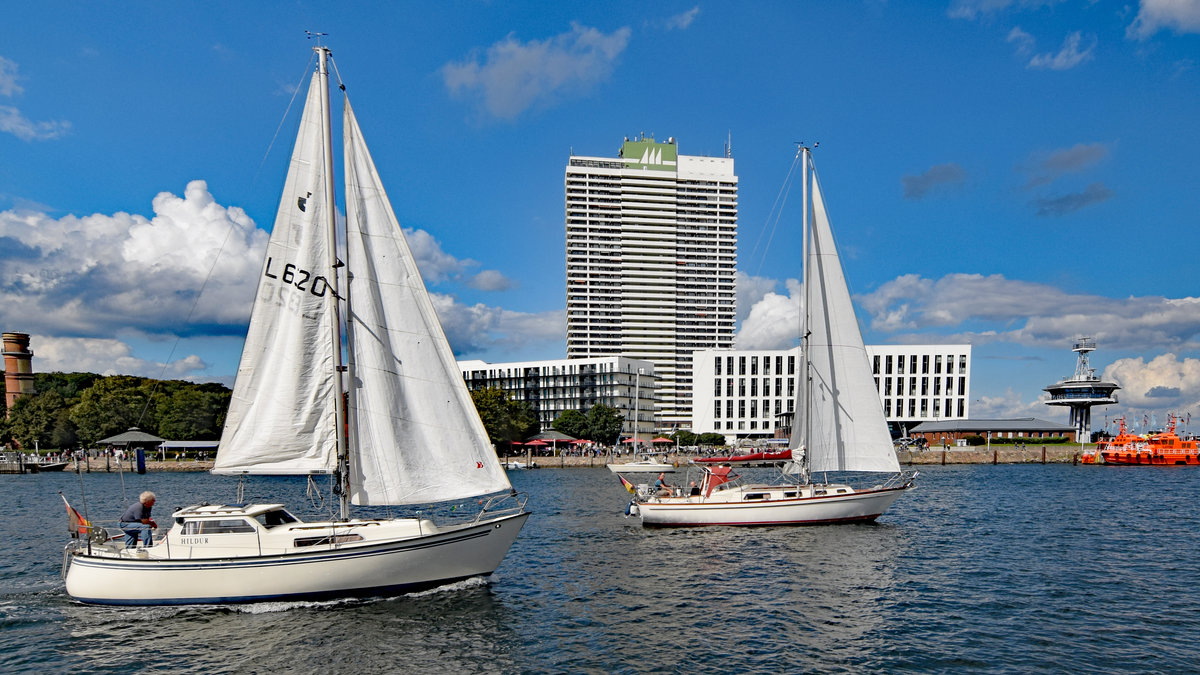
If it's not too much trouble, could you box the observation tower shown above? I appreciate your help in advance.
[1043,337,1119,442]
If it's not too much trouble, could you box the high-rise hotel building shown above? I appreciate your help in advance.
[565,136,737,430]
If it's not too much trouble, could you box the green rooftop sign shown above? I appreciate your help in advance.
[620,138,678,171]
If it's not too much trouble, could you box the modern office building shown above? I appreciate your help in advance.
[459,356,657,440]
[565,135,737,431]
[690,344,972,443]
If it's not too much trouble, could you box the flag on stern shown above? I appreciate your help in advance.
[619,475,636,494]
[60,494,91,538]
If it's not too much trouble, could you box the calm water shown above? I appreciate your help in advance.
[3,464,1199,674]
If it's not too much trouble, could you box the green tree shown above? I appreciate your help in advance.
[697,432,727,447]
[69,375,156,445]
[8,390,71,450]
[671,429,698,446]
[469,387,537,449]
[156,387,231,440]
[552,409,589,439]
[586,404,624,445]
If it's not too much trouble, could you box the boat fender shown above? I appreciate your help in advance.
[625,500,640,518]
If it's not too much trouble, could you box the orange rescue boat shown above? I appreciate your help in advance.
[1099,414,1200,465]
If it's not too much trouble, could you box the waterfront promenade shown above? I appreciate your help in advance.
[64,445,1089,473]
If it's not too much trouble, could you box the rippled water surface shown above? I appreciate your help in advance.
[3,465,1199,673]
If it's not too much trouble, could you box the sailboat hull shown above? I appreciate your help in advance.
[64,512,529,605]
[633,484,909,527]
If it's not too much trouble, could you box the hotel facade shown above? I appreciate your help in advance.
[460,344,970,445]
[689,344,972,442]
[459,356,657,440]
[565,136,737,431]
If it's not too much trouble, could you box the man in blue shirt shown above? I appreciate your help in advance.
[119,491,158,548]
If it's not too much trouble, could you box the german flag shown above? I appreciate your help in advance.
[60,494,91,538]
[618,474,636,494]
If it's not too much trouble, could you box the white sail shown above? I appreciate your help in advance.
[802,164,900,474]
[342,100,512,505]
[214,73,339,475]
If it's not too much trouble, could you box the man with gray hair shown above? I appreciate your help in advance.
[119,491,158,548]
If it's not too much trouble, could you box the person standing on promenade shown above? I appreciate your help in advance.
[119,491,158,548]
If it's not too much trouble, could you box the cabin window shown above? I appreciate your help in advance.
[744,493,768,501]
[183,518,256,535]
[255,510,299,529]
[783,491,797,498]
[203,519,256,534]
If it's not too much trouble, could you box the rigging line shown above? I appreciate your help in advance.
[744,146,804,277]
[132,55,317,428]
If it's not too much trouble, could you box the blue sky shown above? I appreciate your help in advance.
[2,1,1198,432]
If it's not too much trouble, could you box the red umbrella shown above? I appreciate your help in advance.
[651,437,673,443]
[570,439,591,445]
[621,438,638,444]
[524,440,549,446]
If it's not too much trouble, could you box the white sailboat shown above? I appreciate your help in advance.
[628,147,914,526]
[63,45,528,604]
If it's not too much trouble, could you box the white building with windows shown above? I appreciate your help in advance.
[458,356,656,440]
[690,345,972,442]
[565,135,737,431]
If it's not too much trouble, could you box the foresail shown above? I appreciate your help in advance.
[214,72,339,475]
[803,168,899,474]
[343,100,512,505]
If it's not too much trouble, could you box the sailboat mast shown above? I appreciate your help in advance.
[315,46,350,520]
[798,147,811,479]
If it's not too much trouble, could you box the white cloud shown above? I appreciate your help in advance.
[31,335,208,379]
[442,23,631,119]
[1032,182,1113,216]
[970,387,1054,420]
[1007,26,1035,56]
[1127,0,1200,40]
[1103,353,1200,412]
[468,269,515,292]
[665,7,701,30]
[1027,31,1097,70]
[403,226,477,282]
[735,270,783,324]
[858,273,1200,353]
[431,292,564,357]
[0,180,266,338]
[0,56,71,141]
[736,279,801,350]
[0,55,23,96]
[948,0,1064,20]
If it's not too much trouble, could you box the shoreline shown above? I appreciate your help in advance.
[62,445,1091,473]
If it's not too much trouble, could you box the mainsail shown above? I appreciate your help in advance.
[341,100,511,505]
[796,159,899,475]
[214,72,339,475]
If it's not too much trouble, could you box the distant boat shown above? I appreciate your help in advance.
[62,44,528,605]
[1098,414,1199,465]
[607,457,676,474]
[626,147,915,527]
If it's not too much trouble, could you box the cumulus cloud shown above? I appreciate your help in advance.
[467,269,515,292]
[735,270,784,324]
[0,55,71,141]
[858,273,1200,354]
[402,226,515,290]
[1022,142,1110,188]
[1127,0,1200,40]
[442,23,631,119]
[901,163,967,200]
[0,180,266,338]
[665,7,701,30]
[1103,353,1200,413]
[1007,27,1036,56]
[430,292,564,357]
[30,335,209,379]
[736,279,802,350]
[1032,182,1113,216]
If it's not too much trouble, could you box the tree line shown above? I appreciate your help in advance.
[2,377,728,453]
[0,373,230,450]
